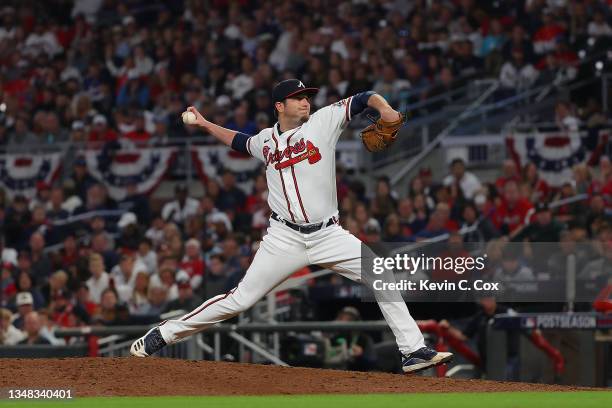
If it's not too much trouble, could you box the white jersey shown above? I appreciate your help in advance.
[143,90,431,360]
[246,97,354,224]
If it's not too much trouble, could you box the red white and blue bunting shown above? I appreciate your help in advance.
[84,146,177,200]
[0,152,63,198]
[507,129,608,187]
[191,146,262,194]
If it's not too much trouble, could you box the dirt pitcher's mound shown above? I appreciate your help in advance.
[0,358,589,396]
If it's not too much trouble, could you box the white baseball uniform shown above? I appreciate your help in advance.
[158,95,426,355]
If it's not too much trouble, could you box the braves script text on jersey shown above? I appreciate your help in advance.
[156,93,426,355]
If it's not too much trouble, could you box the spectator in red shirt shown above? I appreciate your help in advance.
[180,238,205,291]
[413,205,451,241]
[491,179,534,235]
[124,113,151,143]
[436,202,459,232]
[522,162,550,202]
[533,12,566,55]
[75,283,97,319]
[495,159,521,192]
[50,289,78,328]
[1,264,16,307]
[88,114,117,147]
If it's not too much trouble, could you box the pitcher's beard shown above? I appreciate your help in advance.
[298,113,310,124]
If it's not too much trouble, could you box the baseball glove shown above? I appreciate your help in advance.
[360,112,405,152]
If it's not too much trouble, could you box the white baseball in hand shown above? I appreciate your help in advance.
[182,111,197,125]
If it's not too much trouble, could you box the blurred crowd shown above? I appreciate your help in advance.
[1,145,611,346]
[1,0,612,348]
[1,0,612,148]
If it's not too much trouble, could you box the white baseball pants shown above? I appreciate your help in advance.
[158,219,425,354]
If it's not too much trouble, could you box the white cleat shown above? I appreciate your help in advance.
[130,327,167,357]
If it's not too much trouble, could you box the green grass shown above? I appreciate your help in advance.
[1,392,611,408]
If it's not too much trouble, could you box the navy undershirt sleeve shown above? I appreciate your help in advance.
[350,91,375,118]
[231,132,252,155]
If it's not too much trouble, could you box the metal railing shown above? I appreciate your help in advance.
[390,80,500,186]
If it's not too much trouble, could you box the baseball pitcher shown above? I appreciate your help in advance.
[131,79,453,373]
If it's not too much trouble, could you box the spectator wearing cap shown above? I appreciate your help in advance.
[11,292,35,330]
[443,158,482,201]
[69,120,87,143]
[324,306,376,371]
[124,112,152,143]
[161,184,199,226]
[0,236,18,268]
[0,307,25,345]
[87,114,118,147]
[116,212,143,252]
[163,270,202,314]
[512,202,565,243]
[49,289,78,328]
[86,253,110,304]
[119,185,151,226]
[180,238,205,290]
[17,311,51,345]
[362,219,382,245]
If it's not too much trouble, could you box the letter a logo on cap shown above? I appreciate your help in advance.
[298,81,305,88]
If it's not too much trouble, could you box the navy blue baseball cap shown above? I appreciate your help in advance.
[272,79,318,103]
